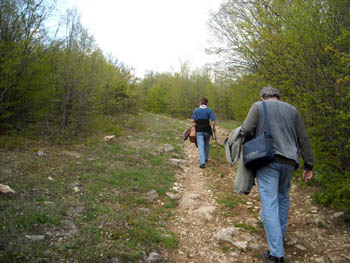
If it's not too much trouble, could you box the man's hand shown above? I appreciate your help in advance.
[303,170,313,182]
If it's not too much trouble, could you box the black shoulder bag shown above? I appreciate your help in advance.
[242,101,275,170]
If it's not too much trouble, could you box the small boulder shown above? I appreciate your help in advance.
[233,241,249,251]
[178,196,198,209]
[104,135,116,142]
[146,190,159,201]
[145,252,162,263]
[110,258,119,263]
[295,244,307,251]
[162,144,175,153]
[169,158,183,167]
[315,257,325,263]
[332,212,344,219]
[213,227,235,244]
[25,235,44,241]
[166,192,182,200]
[192,206,216,221]
[189,194,200,199]
[0,184,15,194]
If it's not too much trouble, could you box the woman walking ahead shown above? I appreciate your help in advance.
[192,98,216,168]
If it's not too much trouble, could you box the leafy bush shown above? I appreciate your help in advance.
[313,167,350,221]
[88,116,123,137]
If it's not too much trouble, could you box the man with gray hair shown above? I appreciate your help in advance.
[241,85,314,263]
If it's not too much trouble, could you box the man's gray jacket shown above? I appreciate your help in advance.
[224,127,242,165]
[241,100,314,170]
[224,126,255,194]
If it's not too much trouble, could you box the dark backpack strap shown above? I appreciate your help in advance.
[262,101,271,134]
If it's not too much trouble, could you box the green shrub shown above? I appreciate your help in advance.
[89,116,123,137]
[313,168,350,221]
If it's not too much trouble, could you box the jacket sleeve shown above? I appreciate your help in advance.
[240,103,259,141]
[296,113,314,170]
[191,109,196,120]
[209,109,215,121]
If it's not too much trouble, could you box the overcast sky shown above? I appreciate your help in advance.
[57,0,222,77]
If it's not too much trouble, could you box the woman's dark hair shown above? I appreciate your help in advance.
[200,98,208,105]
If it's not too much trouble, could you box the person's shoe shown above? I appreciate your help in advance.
[263,250,284,263]
[199,164,205,169]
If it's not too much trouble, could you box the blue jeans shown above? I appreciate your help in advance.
[196,132,211,165]
[257,162,294,258]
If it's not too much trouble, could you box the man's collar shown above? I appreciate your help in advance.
[199,105,207,109]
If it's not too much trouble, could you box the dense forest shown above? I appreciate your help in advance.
[1,0,349,217]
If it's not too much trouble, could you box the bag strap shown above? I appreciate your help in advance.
[262,101,271,134]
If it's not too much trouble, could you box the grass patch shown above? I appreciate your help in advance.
[217,195,245,208]
[216,119,240,130]
[210,141,227,164]
[234,223,256,232]
[0,135,29,150]
[0,112,186,263]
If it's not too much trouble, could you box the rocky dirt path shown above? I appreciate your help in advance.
[167,126,350,263]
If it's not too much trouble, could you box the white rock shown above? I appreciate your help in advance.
[286,238,298,246]
[233,241,248,251]
[73,187,80,193]
[246,218,260,228]
[146,190,159,201]
[328,255,345,263]
[332,212,344,219]
[213,227,235,244]
[238,230,258,242]
[48,177,54,181]
[110,257,119,263]
[291,184,298,191]
[138,208,150,213]
[25,235,44,241]
[178,197,198,209]
[70,182,81,188]
[104,135,116,142]
[311,206,319,213]
[169,158,182,167]
[315,216,326,226]
[248,242,260,250]
[62,151,80,158]
[172,186,181,192]
[315,257,325,263]
[296,245,307,251]
[146,252,162,263]
[192,206,216,221]
[162,144,175,152]
[166,192,182,200]
[0,184,15,194]
[37,151,44,156]
[62,220,78,236]
[189,194,200,199]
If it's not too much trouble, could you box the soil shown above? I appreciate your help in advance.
[166,126,350,263]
